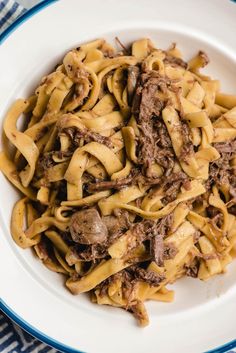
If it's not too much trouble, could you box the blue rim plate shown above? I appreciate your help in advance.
[0,1,236,352]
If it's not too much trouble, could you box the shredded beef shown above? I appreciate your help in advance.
[87,168,189,197]
[185,259,200,278]
[68,243,108,263]
[87,172,135,193]
[211,154,231,182]
[136,124,157,175]
[151,233,164,266]
[135,169,189,198]
[38,152,56,171]
[96,270,136,305]
[179,121,194,163]
[162,184,182,204]
[155,148,175,173]
[153,119,172,148]
[163,242,178,260]
[161,171,190,204]
[133,72,168,120]
[103,210,131,243]
[132,71,175,175]
[97,270,135,300]
[214,140,236,154]
[131,69,190,177]
[77,244,108,262]
[152,118,175,174]
[136,174,164,187]
[207,140,236,195]
[131,220,156,244]
[133,267,165,286]
[164,54,188,69]
[121,271,136,302]
[131,214,174,266]
[150,214,174,266]
[64,126,112,148]
[38,150,72,173]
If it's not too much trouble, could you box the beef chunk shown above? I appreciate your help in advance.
[69,208,108,244]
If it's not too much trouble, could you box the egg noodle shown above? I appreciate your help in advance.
[1,38,236,326]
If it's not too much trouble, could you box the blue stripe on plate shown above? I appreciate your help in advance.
[0,0,236,352]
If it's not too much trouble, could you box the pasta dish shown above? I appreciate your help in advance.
[1,38,236,326]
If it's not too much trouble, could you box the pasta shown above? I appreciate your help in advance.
[1,38,236,327]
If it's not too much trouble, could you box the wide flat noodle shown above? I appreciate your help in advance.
[3,100,39,187]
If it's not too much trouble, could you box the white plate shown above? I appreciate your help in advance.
[1,0,236,352]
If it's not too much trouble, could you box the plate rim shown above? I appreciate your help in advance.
[0,1,236,352]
